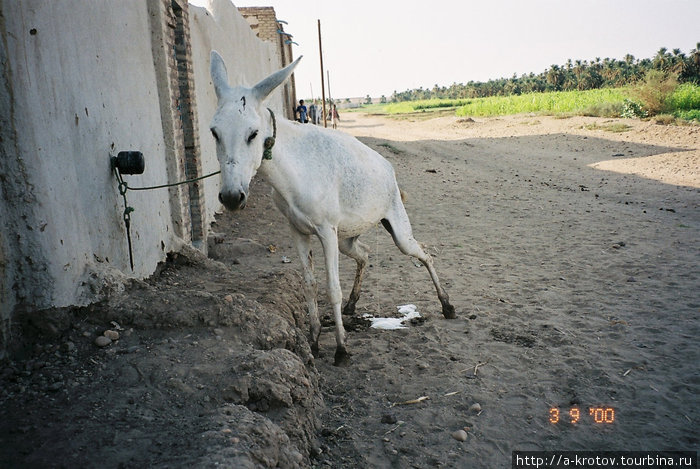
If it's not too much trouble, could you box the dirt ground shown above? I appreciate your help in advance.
[1,112,698,468]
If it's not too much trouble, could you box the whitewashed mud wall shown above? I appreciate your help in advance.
[0,0,287,357]
[0,1,175,355]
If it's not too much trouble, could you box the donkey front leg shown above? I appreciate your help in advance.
[316,226,350,366]
[291,229,321,356]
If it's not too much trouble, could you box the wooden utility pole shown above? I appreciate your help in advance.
[327,70,332,104]
[318,19,327,128]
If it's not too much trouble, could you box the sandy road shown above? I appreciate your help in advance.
[309,112,699,467]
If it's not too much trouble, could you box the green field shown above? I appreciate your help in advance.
[351,84,700,122]
[454,88,630,117]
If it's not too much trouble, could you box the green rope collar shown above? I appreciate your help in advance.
[262,107,276,160]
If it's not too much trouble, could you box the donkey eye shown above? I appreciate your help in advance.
[210,128,220,142]
[247,130,258,144]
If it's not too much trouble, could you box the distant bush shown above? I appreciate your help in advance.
[584,122,632,132]
[675,109,700,121]
[581,101,624,118]
[622,80,699,121]
[632,70,678,115]
[653,114,678,125]
[620,99,648,118]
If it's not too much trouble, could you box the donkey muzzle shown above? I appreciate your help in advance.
[219,190,247,210]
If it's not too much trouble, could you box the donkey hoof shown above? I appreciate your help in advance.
[442,303,457,319]
[311,342,320,358]
[333,347,351,367]
[342,301,356,316]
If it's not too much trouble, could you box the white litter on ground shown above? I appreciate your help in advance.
[363,304,421,330]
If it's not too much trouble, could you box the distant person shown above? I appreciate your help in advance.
[308,101,318,125]
[330,104,340,129]
[314,100,323,124]
[295,99,308,123]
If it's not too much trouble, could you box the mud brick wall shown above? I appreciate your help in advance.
[237,7,279,43]
[238,6,297,119]
[0,0,293,356]
[1,0,182,356]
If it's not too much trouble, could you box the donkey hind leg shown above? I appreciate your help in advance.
[382,209,456,319]
[291,229,322,356]
[316,225,350,366]
[339,236,370,316]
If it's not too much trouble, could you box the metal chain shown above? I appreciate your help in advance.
[122,170,221,191]
[114,167,221,270]
[114,168,136,270]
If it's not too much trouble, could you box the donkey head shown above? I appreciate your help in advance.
[209,50,301,210]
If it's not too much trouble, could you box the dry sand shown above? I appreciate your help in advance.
[1,112,698,468]
[311,113,699,466]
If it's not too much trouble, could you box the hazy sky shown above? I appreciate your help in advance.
[199,0,700,99]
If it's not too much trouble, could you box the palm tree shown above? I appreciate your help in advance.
[691,43,700,68]
[689,43,700,82]
[388,42,698,103]
[573,60,586,90]
[670,49,688,76]
[546,65,563,90]
[653,47,670,70]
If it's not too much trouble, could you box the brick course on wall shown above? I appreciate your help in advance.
[238,6,297,119]
[237,7,279,43]
[172,0,206,249]
[147,0,206,250]
[148,0,190,242]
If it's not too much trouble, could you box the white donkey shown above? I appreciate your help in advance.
[209,51,455,365]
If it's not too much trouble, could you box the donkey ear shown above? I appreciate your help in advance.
[210,50,230,99]
[252,56,303,101]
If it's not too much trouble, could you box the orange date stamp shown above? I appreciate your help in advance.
[549,406,615,424]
